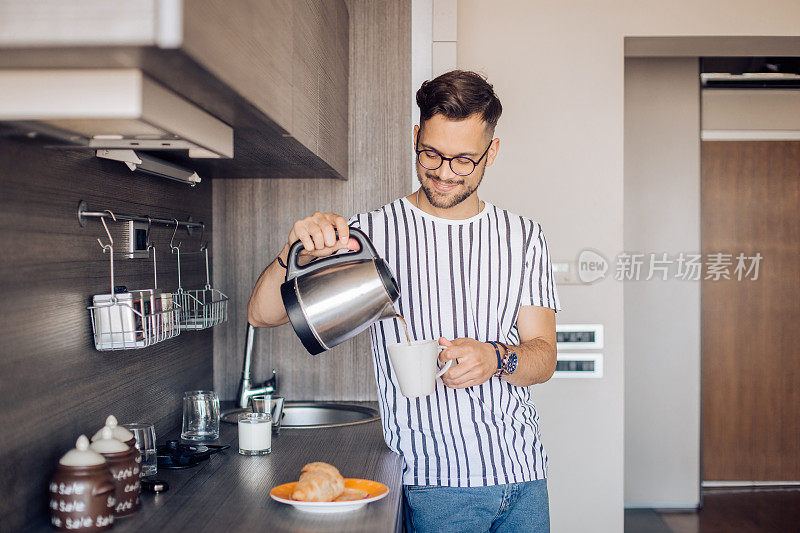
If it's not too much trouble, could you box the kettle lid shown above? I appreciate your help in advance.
[59,435,106,467]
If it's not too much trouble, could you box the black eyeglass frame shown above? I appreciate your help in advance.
[414,135,494,176]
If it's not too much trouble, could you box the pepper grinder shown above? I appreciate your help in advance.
[49,435,115,532]
[90,427,141,517]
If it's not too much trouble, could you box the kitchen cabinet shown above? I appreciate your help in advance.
[0,0,349,179]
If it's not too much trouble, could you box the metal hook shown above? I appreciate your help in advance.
[97,211,117,297]
[199,223,207,251]
[169,218,181,251]
[145,215,153,248]
[96,211,116,250]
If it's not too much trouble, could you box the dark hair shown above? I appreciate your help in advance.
[416,70,503,132]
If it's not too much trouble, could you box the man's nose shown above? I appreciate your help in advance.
[436,161,459,182]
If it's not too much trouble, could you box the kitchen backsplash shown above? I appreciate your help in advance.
[0,137,214,530]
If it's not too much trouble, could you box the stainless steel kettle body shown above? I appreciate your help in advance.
[280,227,400,355]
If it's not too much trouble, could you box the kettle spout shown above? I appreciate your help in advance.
[378,302,399,321]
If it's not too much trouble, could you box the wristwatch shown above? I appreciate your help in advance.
[496,341,518,376]
[489,341,518,377]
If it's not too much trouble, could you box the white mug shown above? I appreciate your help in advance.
[387,339,453,398]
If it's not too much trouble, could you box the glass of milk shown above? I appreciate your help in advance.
[237,412,272,455]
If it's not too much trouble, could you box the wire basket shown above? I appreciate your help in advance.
[171,240,229,331]
[173,287,229,331]
[88,216,181,351]
[89,296,181,351]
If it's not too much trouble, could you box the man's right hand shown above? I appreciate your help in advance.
[285,211,360,261]
[248,211,360,328]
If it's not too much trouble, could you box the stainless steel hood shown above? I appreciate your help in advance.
[0,68,233,158]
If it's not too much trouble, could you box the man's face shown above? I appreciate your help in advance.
[414,114,498,210]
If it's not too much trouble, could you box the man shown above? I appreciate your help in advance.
[248,70,559,532]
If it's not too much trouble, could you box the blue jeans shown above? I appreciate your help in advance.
[403,479,550,533]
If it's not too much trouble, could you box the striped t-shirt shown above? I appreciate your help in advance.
[349,197,560,487]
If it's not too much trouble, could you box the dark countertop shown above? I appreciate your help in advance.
[36,403,403,533]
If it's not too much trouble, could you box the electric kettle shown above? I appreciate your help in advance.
[280,227,400,355]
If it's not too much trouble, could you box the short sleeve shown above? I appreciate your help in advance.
[520,224,561,312]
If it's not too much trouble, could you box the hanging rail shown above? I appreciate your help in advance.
[77,200,203,234]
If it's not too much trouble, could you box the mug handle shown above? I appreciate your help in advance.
[435,345,453,379]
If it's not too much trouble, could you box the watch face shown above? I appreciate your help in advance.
[506,352,518,374]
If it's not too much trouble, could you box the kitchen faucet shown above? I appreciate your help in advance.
[236,324,278,408]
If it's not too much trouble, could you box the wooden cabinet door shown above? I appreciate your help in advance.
[182,0,349,178]
[701,141,800,481]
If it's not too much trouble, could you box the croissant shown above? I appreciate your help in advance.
[334,488,369,501]
[291,462,345,502]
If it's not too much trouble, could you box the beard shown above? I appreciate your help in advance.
[417,167,485,209]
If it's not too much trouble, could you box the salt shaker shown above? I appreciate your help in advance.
[92,415,142,475]
[49,435,115,532]
[90,427,141,517]
[92,415,137,449]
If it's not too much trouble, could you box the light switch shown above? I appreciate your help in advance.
[552,260,582,285]
[552,353,603,379]
[556,324,604,350]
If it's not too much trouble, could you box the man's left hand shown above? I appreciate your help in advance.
[438,337,497,389]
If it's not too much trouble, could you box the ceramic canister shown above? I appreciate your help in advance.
[92,415,142,474]
[90,427,141,517]
[49,435,115,532]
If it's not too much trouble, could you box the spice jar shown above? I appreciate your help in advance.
[92,415,141,474]
[90,427,141,517]
[49,435,115,532]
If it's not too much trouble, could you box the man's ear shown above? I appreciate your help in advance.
[485,138,500,167]
[413,124,419,147]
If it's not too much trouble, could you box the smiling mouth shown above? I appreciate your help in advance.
[429,178,461,192]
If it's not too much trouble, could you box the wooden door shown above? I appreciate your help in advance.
[702,141,800,481]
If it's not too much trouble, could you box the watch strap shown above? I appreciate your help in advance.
[495,341,516,376]
[487,341,502,376]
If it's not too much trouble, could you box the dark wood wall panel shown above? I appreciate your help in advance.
[0,138,214,530]
[182,0,349,178]
[212,0,411,401]
[702,141,800,480]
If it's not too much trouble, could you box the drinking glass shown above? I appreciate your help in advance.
[238,412,271,455]
[181,390,220,441]
[250,394,271,415]
[123,422,157,476]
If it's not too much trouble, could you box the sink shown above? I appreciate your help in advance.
[221,401,380,429]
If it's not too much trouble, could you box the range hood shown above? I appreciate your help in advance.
[0,68,233,158]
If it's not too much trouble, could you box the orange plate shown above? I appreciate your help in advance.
[270,478,389,513]
[270,478,389,501]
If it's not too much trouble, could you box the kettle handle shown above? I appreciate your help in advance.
[285,226,378,281]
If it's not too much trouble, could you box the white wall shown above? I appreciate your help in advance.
[411,0,432,191]
[456,1,800,531]
[624,57,701,508]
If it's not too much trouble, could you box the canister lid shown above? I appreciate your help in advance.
[89,427,129,454]
[59,435,106,467]
[91,415,134,443]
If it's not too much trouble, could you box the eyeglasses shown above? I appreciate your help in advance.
[415,136,493,176]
